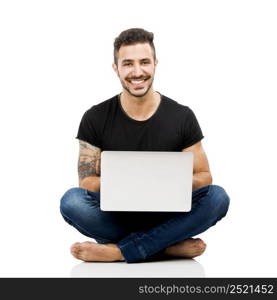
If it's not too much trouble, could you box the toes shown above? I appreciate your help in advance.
[70,241,98,261]
[194,239,206,255]
[70,242,80,250]
[195,239,205,247]
[185,238,206,257]
[70,242,81,258]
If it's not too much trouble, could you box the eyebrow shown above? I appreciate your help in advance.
[122,59,133,63]
[122,58,151,63]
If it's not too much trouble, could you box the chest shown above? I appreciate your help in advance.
[101,118,183,151]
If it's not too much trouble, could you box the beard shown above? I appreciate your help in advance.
[120,76,154,98]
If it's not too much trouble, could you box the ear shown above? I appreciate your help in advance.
[154,59,158,66]
[112,63,119,76]
[112,63,119,77]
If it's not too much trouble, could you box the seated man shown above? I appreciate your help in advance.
[60,28,230,263]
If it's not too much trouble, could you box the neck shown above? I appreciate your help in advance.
[120,88,160,114]
[119,88,161,121]
[121,87,156,106]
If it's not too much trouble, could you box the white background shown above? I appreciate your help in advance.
[0,0,276,277]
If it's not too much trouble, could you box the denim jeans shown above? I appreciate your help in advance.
[60,184,230,263]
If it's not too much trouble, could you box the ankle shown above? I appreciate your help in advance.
[105,244,125,261]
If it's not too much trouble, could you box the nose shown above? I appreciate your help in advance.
[132,63,144,78]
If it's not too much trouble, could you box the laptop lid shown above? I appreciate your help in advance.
[100,151,193,212]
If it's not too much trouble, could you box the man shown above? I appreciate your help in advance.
[60,28,230,263]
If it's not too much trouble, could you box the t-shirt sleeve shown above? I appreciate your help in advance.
[181,107,204,149]
[75,107,102,148]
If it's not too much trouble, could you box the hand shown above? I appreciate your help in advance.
[96,158,101,176]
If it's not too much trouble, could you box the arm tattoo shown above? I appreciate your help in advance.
[78,140,101,181]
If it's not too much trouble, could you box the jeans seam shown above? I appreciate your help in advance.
[134,236,148,259]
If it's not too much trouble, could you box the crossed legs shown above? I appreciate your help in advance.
[60,185,229,263]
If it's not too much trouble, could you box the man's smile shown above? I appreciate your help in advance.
[126,77,150,88]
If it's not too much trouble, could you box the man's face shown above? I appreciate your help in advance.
[113,43,157,98]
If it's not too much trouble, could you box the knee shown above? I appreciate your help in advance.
[208,185,230,218]
[60,187,85,217]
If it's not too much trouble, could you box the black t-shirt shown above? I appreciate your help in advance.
[76,94,204,151]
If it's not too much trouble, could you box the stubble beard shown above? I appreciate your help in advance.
[120,77,154,98]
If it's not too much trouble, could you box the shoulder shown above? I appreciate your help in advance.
[85,95,118,116]
[81,95,118,125]
[161,94,194,116]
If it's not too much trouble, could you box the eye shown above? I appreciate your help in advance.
[123,63,132,66]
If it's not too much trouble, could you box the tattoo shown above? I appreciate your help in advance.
[78,140,101,181]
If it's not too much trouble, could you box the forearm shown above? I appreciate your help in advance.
[192,172,212,191]
[79,176,100,192]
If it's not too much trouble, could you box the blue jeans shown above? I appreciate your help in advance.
[60,184,230,263]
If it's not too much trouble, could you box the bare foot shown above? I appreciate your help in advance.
[164,238,206,259]
[70,241,125,262]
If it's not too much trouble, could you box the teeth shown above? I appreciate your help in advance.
[131,80,144,84]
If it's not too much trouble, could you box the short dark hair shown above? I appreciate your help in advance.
[113,28,156,65]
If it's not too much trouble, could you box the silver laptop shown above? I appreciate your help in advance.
[100,151,193,212]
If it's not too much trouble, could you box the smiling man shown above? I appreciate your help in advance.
[60,28,230,263]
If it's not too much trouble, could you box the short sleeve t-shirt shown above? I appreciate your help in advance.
[76,94,204,151]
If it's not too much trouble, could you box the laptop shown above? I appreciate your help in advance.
[100,151,193,212]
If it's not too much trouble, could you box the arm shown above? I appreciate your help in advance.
[182,141,212,191]
[78,140,101,192]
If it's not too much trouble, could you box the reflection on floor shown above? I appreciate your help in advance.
[70,257,205,278]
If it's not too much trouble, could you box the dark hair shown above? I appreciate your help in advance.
[113,28,156,65]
